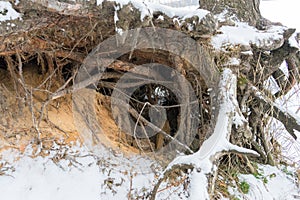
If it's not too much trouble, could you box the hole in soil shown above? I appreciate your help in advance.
[91,50,212,154]
[128,83,180,151]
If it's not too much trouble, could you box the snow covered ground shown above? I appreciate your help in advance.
[0,143,161,200]
[0,149,101,200]
[0,0,299,200]
[230,164,299,200]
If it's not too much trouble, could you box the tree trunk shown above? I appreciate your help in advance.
[200,0,261,27]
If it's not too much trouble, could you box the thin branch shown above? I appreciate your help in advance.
[273,56,298,97]
[150,164,194,200]
[133,102,151,152]
[250,86,300,140]
[128,105,194,154]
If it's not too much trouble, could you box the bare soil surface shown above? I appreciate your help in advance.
[0,63,149,159]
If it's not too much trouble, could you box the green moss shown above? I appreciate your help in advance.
[269,173,276,178]
[237,76,248,86]
[263,177,268,184]
[239,181,250,194]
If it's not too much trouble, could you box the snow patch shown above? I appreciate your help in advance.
[0,143,161,200]
[100,0,207,21]
[0,1,21,22]
[229,165,300,200]
[212,22,285,50]
[224,57,240,66]
[289,32,300,49]
[0,152,100,200]
[145,0,198,8]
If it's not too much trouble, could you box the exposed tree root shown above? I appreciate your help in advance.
[150,69,259,200]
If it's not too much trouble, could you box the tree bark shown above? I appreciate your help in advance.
[200,0,261,27]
